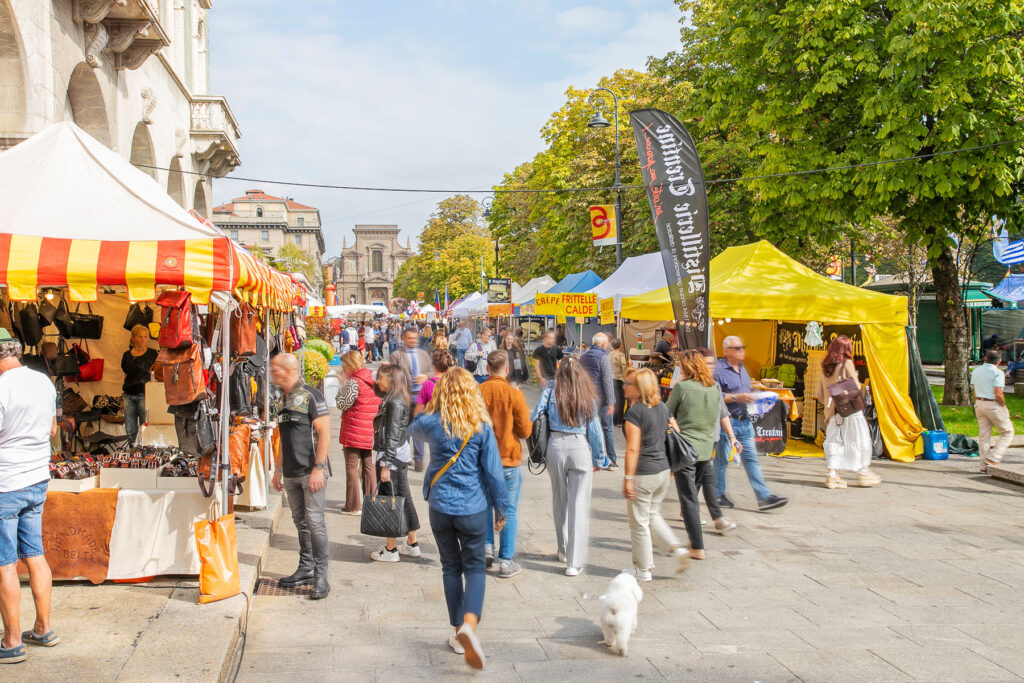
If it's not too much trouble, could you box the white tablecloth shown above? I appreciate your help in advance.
[106,488,215,579]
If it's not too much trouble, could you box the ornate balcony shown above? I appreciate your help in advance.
[190,96,241,177]
[73,0,170,71]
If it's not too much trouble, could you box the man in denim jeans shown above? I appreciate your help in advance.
[270,354,332,599]
[713,336,789,512]
[0,330,59,663]
[479,350,532,578]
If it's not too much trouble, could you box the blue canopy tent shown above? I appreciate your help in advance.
[514,269,603,316]
[984,274,1024,308]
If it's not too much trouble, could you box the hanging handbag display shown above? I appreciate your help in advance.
[38,296,58,324]
[156,343,207,405]
[73,341,104,382]
[70,303,103,339]
[17,303,44,347]
[53,340,82,377]
[198,421,252,496]
[61,387,88,416]
[123,302,154,331]
[155,289,197,349]
[360,481,410,539]
[665,426,699,472]
[230,302,257,357]
[526,391,551,474]
[827,364,865,418]
[53,297,75,338]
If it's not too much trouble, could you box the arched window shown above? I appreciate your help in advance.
[371,250,383,272]
[256,206,263,217]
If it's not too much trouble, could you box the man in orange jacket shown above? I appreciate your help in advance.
[478,350,532,578]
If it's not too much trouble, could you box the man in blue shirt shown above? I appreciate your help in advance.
[452,322,473,369]
[580,332,618,469]
[394,326,432,471]
[713,336,788,512]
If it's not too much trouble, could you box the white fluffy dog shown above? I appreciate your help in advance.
[599,573,644,656]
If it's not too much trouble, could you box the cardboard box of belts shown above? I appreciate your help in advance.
[85,446,201,491]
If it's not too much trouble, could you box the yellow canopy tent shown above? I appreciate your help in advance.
[620,241,923,462]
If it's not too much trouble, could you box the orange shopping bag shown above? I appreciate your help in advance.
[194,510,241,604]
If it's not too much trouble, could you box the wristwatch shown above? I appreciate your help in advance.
[314,462,327,470]
[624,475,635,480]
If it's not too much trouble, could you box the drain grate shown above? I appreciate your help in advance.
[254,577,312,596]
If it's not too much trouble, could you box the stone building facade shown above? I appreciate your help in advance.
[211,189,326,286]
[0,0,240,216]
[328,225,414,306]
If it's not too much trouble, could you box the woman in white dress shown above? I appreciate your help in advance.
[816,336,881,489]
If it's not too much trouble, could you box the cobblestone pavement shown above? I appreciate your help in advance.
[238,387,1024,682]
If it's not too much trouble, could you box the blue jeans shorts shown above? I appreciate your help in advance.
[0,480,48,567]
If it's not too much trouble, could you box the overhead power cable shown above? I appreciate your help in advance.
[134,137,1024,195]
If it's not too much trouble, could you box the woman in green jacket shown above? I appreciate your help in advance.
[666,350,729,559]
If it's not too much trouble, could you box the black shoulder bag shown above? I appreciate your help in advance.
[527,390,551,474]
[665,426,699,472]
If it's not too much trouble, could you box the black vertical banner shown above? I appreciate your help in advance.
[628,108,710,349]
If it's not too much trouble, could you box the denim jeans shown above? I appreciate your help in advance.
[123,392,146,444]
[486,466,522,561]
[456,348,467,368]
[0,480,48,567]
[430,507,488,627]
[600,411,617,464]
[717,419,772,501]
[283,473,329,575]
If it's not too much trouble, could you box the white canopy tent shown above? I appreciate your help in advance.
[588,253,668,310]
[512,275,557,305]
[327,304,389,317]
[452,292,485,318]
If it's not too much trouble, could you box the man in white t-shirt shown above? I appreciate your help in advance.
[465,327,497,383]
[363,324,376,361]
[971,349,1015,473]
[0,329,59,663]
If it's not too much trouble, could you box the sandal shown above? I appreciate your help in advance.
[21,630,60,647]
[825,474,847,489]
[0,643,26,664]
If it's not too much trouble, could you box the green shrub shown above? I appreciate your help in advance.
[303,350,329,386]
[305,338,334,364]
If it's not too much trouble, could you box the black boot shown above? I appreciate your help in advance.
[309,574,330,600]
[279,566,315,587]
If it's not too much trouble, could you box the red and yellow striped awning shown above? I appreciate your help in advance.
[0,233,300,311]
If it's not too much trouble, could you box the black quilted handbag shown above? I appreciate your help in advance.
[360,481,409,538]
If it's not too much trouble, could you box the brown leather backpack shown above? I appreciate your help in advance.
[230,302,257,357]
[156,343,206,405]
[198,422,252,496]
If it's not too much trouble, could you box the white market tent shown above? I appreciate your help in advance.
[327,304,389,317]
[452,292,485,318]
[512,275,557,305]
[588,253,667,310]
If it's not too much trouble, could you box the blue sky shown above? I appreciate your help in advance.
[210,1,683,259]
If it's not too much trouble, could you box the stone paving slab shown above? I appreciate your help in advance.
[235,396,1024,682]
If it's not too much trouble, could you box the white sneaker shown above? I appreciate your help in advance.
[714,517,737,534]
[622,566,653,582]
[399,542,421,558]
[448,634,464,655]
[370,546,400,563]
[557,550,567,564]
[341,509,362,516]
[565,566,582,577]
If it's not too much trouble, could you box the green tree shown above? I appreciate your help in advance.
[272,242,319,290]
[394,195,495,300]
[676,0,1024,405]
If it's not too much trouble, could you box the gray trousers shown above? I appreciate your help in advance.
[283,473,329,575]
[547,432,593,569]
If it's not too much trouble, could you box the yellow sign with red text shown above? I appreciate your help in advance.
[589,205,617,246]
[561,292,597,318]
[535,293,562,316]
[599,298,615,325]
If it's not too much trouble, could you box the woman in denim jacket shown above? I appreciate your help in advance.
[530,357,608,576]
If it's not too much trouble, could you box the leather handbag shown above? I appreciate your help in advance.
[156,343,206,405]
[17,303,44,347]
[61,387,88,416]
[360,482,409,539]
[123,303,154,331]
[194,508,241,604]
[665,426,699,472]
[53,298,75,338]
[198,421,252,496]
[73,341,104,382]
[230,302,257,357]
[526,391,551,474]
[71,303,103,339]
[53,340,82,377]
[827,365,865,418]
[38,296,58,324]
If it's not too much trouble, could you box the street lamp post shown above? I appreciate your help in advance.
[586,87,622,268]
[482,196,498,277]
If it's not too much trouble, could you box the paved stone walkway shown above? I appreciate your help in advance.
[238,391,1024,682]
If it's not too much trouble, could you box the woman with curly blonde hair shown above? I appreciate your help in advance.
[408,367,508,670]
